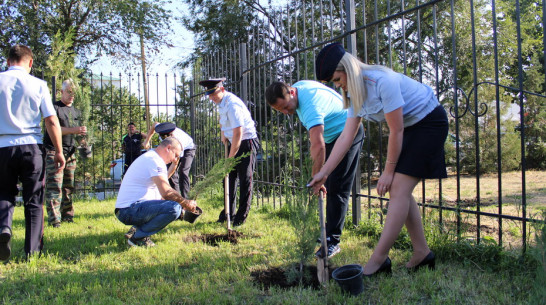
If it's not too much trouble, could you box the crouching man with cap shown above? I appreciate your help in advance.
[115,137,197,247]
[199,78,259,227]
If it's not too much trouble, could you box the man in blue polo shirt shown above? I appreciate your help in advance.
[265,80,364,258]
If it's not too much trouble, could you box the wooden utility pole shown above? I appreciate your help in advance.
[140,31,151,133]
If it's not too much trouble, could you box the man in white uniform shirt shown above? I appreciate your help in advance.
[199,78,259,226]
[0,45,65,261]
[115,137,197,247]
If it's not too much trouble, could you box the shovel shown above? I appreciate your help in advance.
[317,190,329,284]
[224,142,231,230]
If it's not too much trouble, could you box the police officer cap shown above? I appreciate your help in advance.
[315,42,346,82]
[199,78,226,95]
[155,122,176,135]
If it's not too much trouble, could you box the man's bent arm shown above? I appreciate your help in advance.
[152,175,196,212]
[228,126,243,158]
[308,125,326,176]
[44,115,66,172]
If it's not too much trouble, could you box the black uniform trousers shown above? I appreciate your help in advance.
[324,123,365,245]
[0,144,45,257]
[168,148,196,199]
[218,138,258,224]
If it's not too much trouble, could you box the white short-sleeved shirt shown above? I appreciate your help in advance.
[172,128,195,152]
[115,150,167,208]
[0,66,56,147]
[217,91,257,142]
[347,69,439,127]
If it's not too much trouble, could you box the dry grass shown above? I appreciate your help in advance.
[359,170,546,248]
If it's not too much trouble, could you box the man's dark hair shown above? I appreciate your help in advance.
[265,81,290,106]
[8,45,33,63]
[128,122,136,126]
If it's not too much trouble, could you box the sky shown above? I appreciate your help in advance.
[87,1,289,118]
[89,3,194,76]
[89,0,289,76]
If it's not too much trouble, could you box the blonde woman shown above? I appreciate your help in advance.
[309,43,448,276]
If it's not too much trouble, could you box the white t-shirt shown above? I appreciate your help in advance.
[0,66,56,147]
[115,150,167,208]
[218,91,257,142]
[172,128,195,152]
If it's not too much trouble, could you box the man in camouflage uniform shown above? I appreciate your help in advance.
[44,79,87,227]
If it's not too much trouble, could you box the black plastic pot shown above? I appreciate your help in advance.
[332,264,364,296]
[78,145,93,159]
[183,206,202,224]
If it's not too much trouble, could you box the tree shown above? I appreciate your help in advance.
[0,0,173,70]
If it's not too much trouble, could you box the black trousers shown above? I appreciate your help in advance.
[0,144,45,257]
[218,138,258,223]
[324,124,364,245]
[168,148,196,199]
[123,151,141,175]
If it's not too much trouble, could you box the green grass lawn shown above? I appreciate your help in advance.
[0,188,543,304]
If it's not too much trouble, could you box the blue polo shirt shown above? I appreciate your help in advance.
[293,80,346,144]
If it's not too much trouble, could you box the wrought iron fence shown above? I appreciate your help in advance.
[186,0,546,251]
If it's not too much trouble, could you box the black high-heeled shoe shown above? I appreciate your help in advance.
[363,257,392,277]
[408,251,436,272]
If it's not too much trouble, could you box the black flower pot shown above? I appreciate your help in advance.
[332,264,364,296]
[78,145,93,159]
[183,206,202,224]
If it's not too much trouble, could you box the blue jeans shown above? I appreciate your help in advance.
[115,200,182,239]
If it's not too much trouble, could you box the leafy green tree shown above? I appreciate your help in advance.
[74,83,148,190]
[0,0,173,70]
[496,0,545,169]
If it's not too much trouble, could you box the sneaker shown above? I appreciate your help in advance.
[0,227,12,261]
[315,244,341,259]
[51,222,61,228]
[62,218,74,223]
[316,236,331,244]
[124,226,136,239]
[128,236,155,247]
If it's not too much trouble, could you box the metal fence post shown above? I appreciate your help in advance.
[345,0,361,226]
[189,81,196,185]
[240,43,248,105]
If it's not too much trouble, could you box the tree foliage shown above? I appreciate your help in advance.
[0,0,173,70]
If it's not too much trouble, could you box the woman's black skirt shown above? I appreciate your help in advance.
[396,105,449,179]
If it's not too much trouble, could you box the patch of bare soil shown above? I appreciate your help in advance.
[184,229,244,246]
[251,264,335,290]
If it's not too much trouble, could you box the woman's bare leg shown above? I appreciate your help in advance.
[363,173,420,274]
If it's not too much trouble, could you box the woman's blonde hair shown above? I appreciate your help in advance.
[338,52,390,114]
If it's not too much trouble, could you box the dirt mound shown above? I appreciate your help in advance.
[251,264,336,290]
[184,229,244,246]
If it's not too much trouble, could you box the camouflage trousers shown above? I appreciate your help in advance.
[44,150,77,225]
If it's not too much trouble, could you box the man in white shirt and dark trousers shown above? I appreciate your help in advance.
[0,45,65,261]
[115,137,197,247]
[199,78,259,227]
[144,122,196,200]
